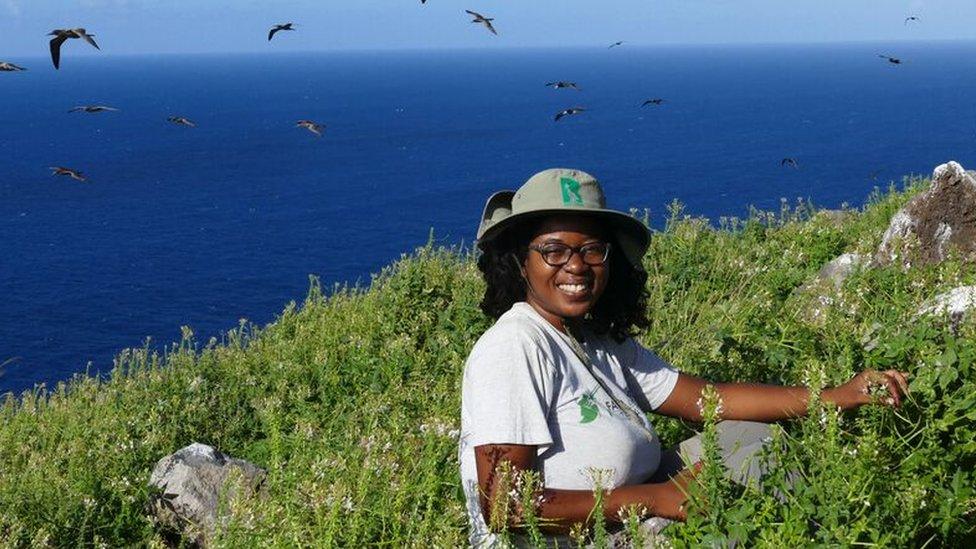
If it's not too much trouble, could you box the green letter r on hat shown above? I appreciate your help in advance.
[560,177,584,206]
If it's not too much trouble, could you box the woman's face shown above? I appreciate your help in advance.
[522,215,610,331]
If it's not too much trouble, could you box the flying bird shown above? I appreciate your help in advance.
[554,107,586,122]
[48,28,100,70]
[545,81,580,90]
[878,54,902,65]
[781,158,799,168]
[296,120,325,137]
[641,98,665,107]
[904,16,920,25]
[50,166,87,182]
[465,10,497,35]
[167,116,196,127]
[0,62,27,72]
[69,105,119,113]
[608,41,624,48]
[268,23,295,41]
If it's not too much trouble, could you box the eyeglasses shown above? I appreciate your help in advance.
[528,242,611,267]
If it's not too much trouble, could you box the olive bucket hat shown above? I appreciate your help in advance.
[477,168,652,272]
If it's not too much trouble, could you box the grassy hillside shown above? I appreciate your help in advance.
[1,179,974,547]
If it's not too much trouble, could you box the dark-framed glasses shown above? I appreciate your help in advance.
[528,242,611,267]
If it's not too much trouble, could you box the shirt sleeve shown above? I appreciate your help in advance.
[619,338,680,412]
[461,325,558,448]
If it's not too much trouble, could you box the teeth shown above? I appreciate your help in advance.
[558,283,587,293]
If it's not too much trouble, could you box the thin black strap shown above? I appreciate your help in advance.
[561,326,656,443]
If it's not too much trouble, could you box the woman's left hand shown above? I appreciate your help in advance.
[823,369,911,410]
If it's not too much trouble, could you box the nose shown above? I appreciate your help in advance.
[561,250,589,274]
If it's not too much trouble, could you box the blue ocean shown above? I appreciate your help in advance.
[2,42,976,394]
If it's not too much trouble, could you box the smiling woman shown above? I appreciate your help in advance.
[458,169,911,547]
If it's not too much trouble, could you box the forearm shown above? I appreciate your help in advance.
[516,483,675,534]
[658,372,905,423]
[714,382,815,421]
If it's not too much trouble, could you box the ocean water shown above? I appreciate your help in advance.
[2,42,976,394]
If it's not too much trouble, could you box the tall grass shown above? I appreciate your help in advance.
[0,178,973,546]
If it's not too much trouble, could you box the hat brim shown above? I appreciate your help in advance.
[478,206,651,272]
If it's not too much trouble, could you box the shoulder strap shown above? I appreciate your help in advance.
[562,326,657,443]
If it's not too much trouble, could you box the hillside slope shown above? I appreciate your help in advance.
[0,179,974,547]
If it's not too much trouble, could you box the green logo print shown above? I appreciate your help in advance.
[560,177,584,206]
[578,392,599,424]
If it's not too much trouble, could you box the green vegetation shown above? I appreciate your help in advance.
[1,179,975,547]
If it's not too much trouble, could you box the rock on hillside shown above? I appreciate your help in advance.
[917,286,976,318]
[876,161,976,267]
[149,443,266,546]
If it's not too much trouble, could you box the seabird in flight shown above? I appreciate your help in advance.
[0,62,27,72]
[69,105,119,113]
[48,28,100,70]
[268,23,295,41]
[545,81,580,90]
[781,158,799,168]
[641,98,665,106]
[296,120,325,137]
[878,54,902,65]
[608,41,624,48]
[904,16,920,25]
[465,10,497,35]
[554,107,586,122]
[50,166,87,182]
[167,116,196,127]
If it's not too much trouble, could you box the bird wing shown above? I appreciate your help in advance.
[49,34,67,69]
[554,111,565,121]
[465,10,481,18]
[485,20,498,35]
[269,27,280,41]
[78,30,100,50]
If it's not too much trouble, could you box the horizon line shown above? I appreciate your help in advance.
[4,37,976,60]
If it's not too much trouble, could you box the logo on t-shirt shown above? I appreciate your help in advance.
[578,392,599,423]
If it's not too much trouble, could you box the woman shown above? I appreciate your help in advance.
[458,168,909,547]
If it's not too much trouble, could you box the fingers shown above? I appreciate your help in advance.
[859,370,911,408]
[885,370,911,396]
[877,370,911,407]
[882,375,901,407]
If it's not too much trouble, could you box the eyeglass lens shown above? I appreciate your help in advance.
[537,243,609,266]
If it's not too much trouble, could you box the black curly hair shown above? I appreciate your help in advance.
[477,215,650,342]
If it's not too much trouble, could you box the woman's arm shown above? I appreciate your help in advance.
[474,444,694,533]
[656,370,911,422]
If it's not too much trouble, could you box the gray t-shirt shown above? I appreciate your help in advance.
[458,302,680,547]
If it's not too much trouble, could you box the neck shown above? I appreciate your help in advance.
[524,301,584,336]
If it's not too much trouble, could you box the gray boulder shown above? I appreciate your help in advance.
[795,252,869,323]
[149,443,266,546]
[876,161,976,267]
[814,252,869,289]
[916,286,976,318]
